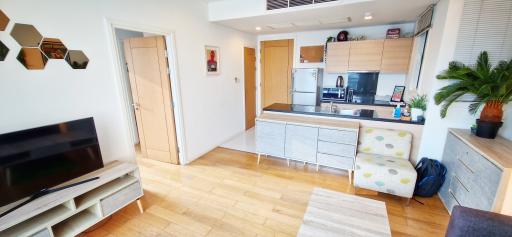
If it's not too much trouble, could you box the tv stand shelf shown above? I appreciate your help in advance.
[0,161,143,237]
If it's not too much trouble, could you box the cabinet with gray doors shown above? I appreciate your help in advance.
[255,112,359,181]
[439,129,512,215]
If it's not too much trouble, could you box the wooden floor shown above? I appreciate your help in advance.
[83,148,450,237]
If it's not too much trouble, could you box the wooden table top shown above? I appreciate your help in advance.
[257,112,360,131]
[450,129,512,170]
[297,188,391,237]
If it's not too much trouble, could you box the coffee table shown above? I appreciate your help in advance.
[297,188,391,237]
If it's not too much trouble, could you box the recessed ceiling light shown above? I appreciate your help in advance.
[364,13,373,20]
[255,26,262,31]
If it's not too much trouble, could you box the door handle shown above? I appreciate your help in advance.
[132,103,140,111]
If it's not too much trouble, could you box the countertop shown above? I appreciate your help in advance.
[263,103,425,125]
[449,128,512,170]
[321,99,404,107]
[257,112,359,131]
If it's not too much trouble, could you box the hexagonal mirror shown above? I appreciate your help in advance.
[65,50,89,69]
[0,9,9,31]
[40,38,67,59]
[0,40,8,61]
[11,23,43,47]
[17,48,48,70]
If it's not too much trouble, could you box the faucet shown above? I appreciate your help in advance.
[329,101,337,113]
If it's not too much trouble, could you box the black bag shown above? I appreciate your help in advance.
[414,157,447,197]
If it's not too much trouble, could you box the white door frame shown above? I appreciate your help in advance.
[104,18,188,165]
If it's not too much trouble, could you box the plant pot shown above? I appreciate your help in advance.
[411,108,424,122]
[476,119,503,139]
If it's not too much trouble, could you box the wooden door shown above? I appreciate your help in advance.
[381,38,414,73]
[124,36,179,164]
[261,39,294,108]
[348,40,384,71]
[244,47,256,130]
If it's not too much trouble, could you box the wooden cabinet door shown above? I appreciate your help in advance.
[284,124,318,163]
[348,40,384,71]
[325,42,350,73]
[381,38,413,73]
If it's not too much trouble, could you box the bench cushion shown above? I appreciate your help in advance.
[357,127,412,160]
[354,153,417,198]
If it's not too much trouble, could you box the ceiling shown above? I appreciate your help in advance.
[211,0,437,34]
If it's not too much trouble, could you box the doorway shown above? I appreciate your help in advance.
[260,39,294,108]
[111,26,182,165]
[244,47,256,130]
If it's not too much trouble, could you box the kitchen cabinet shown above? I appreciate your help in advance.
[285,124,318,163]
[348,40,384,71]
[255,113,359,182]
[255,120,286,157]
[381,38,413,73]
[325,42,350,73]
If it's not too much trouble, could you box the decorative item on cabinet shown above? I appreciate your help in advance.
[336,30,349,42]
[409,94,427,122]
[390,85,405,103]
[386,28,401,39]
[435,51,512,139]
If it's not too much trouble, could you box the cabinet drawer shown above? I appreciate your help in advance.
[256,121,286,157]
[317,141,355,157]
[317,153,354,170]
[101,181,142,216]
[318,128,357,144]
[31,229,51,237]
[449,175,470,206]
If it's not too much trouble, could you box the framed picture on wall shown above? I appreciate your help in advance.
[390,86,406,102]
[205,46,220,75]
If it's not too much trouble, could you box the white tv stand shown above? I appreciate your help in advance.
[0,161,143,237]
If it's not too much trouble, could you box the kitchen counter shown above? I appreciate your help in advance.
[263,103,425,125]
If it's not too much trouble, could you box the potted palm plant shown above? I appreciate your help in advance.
[409,95,427,122]
[435,51,512,139]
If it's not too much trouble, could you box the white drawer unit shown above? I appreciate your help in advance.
[439,129,512,215]
[318,128,357,145]
[256,113,359,177]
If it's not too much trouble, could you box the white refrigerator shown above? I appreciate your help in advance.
[292,68,323,106]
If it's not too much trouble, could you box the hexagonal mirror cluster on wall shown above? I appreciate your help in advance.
[17,47,48,70]
[65,50,89,69]
[11,23,43,47]
[40,38,67,59]
[0,9,9,31]
[0,41,8,61]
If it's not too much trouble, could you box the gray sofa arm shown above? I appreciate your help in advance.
[445,206,512,237]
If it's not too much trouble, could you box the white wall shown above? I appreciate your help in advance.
[256,23,414,111]
[0,0,256,164]
[417,0,512,161]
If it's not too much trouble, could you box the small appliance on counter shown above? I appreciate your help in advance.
[321,87,347,102]
[291,68,324,106]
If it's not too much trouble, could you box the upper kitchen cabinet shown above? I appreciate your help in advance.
[325,42,350,73]
[348,40,384,71]
[381,38,414,73]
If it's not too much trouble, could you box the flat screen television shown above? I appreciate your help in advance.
[0,118,104,207]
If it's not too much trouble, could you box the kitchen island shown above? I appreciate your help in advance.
[255,104,424,176]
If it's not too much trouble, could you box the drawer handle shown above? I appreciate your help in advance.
[457,158,475,174]
[448,189,462,205]
[453,175,470,193]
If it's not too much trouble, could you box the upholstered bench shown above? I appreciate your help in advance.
[354,127,417,200]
